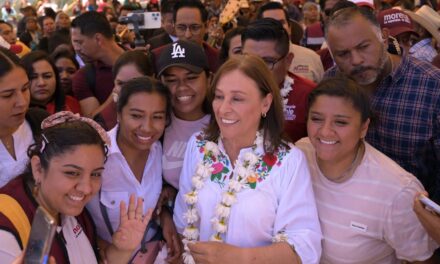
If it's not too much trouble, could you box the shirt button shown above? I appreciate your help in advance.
[111,200,115,205]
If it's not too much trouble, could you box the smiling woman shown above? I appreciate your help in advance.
[0,111,152,264]
[296,77,438,263]
[86,77,182,263]
[174,54,322,264]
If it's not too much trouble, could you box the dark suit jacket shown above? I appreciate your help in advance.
[147,32,173,50]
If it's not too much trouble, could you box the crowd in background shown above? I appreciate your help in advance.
[0,0,440,263]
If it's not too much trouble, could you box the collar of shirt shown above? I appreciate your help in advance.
[409,38,433,54]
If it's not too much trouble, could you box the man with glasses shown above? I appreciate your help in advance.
[152,0,219,73]
[242,18,316,142]
[257,2,324,83]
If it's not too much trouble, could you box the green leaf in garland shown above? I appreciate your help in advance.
[249,182,257,189]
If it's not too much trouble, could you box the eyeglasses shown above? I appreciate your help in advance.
[175,24,203,35]
[262,54,287,70]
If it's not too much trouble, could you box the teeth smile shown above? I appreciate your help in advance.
[177,96,192,101]
[320,139,337,145]
[69,195,84,201]
[221,118,237,124]
[137,135,152,141]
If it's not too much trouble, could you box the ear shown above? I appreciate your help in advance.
[30,155,44,183]
[381,28,390,46]
[206,71,213,85]
[285,52,294,67]
[360,118,370,139]
[94,33,104,46]
[262,93,273,114]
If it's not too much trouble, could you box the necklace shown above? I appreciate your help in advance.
[280,76,294,111]
[182,132,289,264]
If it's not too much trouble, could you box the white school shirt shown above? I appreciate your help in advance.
[162,113,210,189]
[0,215,97,264]
[296,138,438,263]
[87,125,163,243]
[289,43,324,83]
[0,121,34,188]
[174,133,322,264]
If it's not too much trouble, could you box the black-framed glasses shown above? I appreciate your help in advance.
[175,24,203,35]
[262,54,287,70]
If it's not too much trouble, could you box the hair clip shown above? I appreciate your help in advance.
[41,111,111,146]
[40,134,49,153]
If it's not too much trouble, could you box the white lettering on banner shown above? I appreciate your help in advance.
[171,43,185,58]
[284,105,297,121]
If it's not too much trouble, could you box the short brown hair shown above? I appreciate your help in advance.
[204,54,288,152]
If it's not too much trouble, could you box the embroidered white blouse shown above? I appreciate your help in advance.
[174,133,322,264]
[87,125,163,243]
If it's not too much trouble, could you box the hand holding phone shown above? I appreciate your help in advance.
[24,206,57,264]
[418,194,440,215]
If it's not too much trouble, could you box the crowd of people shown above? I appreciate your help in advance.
[0,0,440,263]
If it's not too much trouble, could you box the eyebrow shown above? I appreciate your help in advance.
[62,164,105,171]
[129,108,166,114]
[310,111,352,118]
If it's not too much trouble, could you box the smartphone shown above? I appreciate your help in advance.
[125,11,161,30]
[419,194,440,215]
[24,206,57,264]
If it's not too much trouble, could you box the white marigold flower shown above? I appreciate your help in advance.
[243,151,259,165]
[183,226,199,240]
[255,132,264,148]
[209,234,223,242]
[183,251,196,264]
[272,231,289,243]
[228,180,242,193]
[215,203,231,218]
[204,141,220,156]
[196,163,213,179]
[191,176,204,190]
[184,191,198,205]
[221,191,237,206]
[211,217,227,233]
[183,208,199,224]
[236,165,249,177]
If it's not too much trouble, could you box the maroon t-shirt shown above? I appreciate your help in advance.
[72,61,114,103]
[283,72,316,143]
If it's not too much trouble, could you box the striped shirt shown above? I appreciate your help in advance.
[297,138,438,263]
[325,55,440,195]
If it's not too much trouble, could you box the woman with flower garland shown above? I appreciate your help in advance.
[296,77,438,263]
[174,54,322,264]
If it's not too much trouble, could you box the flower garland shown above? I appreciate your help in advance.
[182,132,288,264]
[280,75,294,111]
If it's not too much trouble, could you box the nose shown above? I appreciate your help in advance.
[15,88,29,108]
[36,75,46,86]
[216,98,232,116]
[140,117,154,132]
[350,50,364,66]
[77,175,93,195]
[184,28,193,39]
[60,70,68,79]
[318,120,334,138]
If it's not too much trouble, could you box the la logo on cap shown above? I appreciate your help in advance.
[171,43,185,58]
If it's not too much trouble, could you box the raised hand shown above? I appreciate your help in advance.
[112,194,152,252]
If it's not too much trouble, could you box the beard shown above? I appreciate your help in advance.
[348,44,389,86]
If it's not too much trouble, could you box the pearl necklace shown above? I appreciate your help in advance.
[280,76,294,111]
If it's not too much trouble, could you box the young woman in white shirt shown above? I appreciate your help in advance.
[0,47,48,188]
[87,76,182,263]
